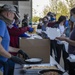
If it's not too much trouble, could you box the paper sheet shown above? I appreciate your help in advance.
[46,27,61,40]
[36,29,42,33]
[27,34,42,39]
[67,54,75,62]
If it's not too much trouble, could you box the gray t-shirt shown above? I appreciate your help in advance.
[68,26,75,54]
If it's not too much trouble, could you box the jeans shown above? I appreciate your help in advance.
[0,59,15,75]
[50,40,57,57]
[55,44,69,70]
[7,59,15,75]
[0,60,8,75]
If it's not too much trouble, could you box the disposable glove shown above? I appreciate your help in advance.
[28,27,34,32]
[9,55,25,65]
[17,50,30,60]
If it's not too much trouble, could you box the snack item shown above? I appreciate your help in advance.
[42,71,58,75]
[30,66,57,69]
[39,69,63,75]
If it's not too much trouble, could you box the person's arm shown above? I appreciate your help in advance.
[0,37,26,64]
[56,36,75,46]
[65,38,75,46]
[9,46,20,52]
[7,26,29,36]
[0,37,11,58]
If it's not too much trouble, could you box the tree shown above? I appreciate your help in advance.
[43,5,51,16]
[49,0,58,13]
[43,0,58,16]
[56,1,69,19]
[32,16,40,22]
[43,0,69,20]
[66,0,75,9]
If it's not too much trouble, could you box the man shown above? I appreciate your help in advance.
[0,4,25,75]
[22,14,29,27]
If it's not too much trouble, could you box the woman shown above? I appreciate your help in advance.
[56,7,75,74]
[56,8,75,54]
[53,15,69,71]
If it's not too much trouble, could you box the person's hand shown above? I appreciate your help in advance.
[61,34,66,37]
[28,27,34,32]
[9,55,25,65]
[56,36,67,41]
[65,27,68,30]
[17,50,30,60]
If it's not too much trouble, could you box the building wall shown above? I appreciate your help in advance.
[18,0,32,22]
[0,1,32,26]
[0,1,13,5]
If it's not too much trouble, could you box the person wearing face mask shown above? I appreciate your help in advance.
[8,16,33,49]
[70,14,75,32]
[46,12,51,22]
[37,18,43,29]
[70,15,75,23]
[56,7,75,54]
[51,15,69,71]
[56,7,75,74]
[64,16,70,37]
[7,15,31,75]
[0,4,26,75]
[47,13,56,27]
[50,13,56,22]
[47,16,51,21]
[22,14,29,27]
[42,16,49,31]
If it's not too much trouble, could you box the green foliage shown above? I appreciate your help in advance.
[43,0,70,20]
[43,6,51,16]
[56,1,69,20]
[32,16,40,22]
[66,0,75,9]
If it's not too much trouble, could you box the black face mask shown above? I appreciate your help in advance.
[43,21,48,24]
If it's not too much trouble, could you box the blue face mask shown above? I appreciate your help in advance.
[51,17,56,21]
[70,16,75,22]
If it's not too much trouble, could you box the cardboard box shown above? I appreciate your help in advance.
[19,38,50,63]
[0,71,3,75]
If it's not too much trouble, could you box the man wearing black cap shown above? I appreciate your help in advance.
[0,4,25,75]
